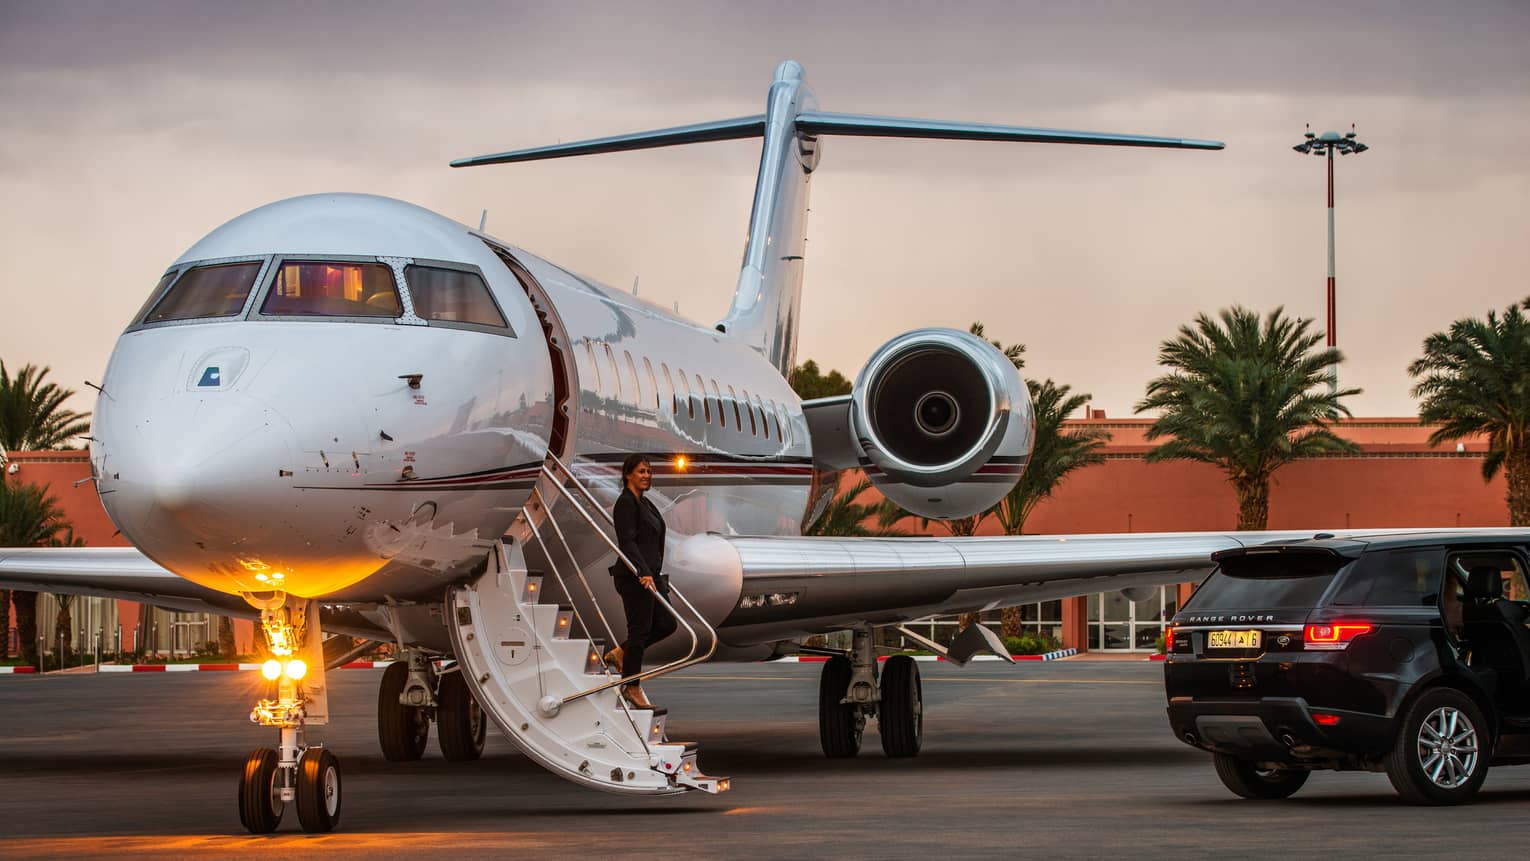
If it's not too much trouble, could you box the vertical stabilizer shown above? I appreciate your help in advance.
[715,61,818,376]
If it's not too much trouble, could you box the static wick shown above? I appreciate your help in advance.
[479,209,489,232]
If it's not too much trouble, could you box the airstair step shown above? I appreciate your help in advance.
[677,772,731,794]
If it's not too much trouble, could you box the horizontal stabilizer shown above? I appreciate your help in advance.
[795,111,1223,150]
[451,115,767,167]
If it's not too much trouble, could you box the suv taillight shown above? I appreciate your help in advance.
[1303,622,1374,651]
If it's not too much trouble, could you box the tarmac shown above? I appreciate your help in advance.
[3,660,1529,858]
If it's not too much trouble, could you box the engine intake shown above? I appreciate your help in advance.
[849,328,1033,518]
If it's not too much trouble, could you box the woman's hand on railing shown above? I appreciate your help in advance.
[638,575,655,591]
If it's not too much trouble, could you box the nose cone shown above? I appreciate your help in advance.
[97,391,353,596]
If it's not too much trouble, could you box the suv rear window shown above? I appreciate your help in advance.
[1188,551,1348,610]
[1329,548,1445,607]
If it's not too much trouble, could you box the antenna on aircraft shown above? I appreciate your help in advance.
[478,209,489,232]
[632,276,640,296]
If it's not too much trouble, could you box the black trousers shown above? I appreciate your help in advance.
[614,575,677,681]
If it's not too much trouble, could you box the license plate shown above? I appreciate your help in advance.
[1207,629,1262,650]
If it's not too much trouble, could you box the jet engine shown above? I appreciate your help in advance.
[848,328,1034,519]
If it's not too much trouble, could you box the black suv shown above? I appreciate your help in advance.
[1165,532,1530,804]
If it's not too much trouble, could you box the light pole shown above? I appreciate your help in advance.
[1293,125,1368,390]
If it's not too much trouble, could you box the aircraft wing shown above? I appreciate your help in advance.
[0,547,390,640]
[706,529,1490,645]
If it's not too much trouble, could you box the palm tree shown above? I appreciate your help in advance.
[1135,306,1359,530]
[47,528,87,663]
[0,362,92,451]
[996,379,1109,638]
[994,379,1109,535]
[1409,298,1530,526]
[1,477,70,664]
[804,476,905,537]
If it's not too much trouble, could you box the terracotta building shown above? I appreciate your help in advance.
[2,416,1510,660]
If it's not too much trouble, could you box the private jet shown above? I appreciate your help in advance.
[1,60,1354,833]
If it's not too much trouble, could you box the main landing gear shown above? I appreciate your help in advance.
[818,627,923,758]
[238,594,343,834]
[376,649,487,762]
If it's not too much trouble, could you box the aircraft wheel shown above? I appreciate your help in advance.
[237,747,284,834]
[437,670,487,761]
[378,660,430,761]
[295,747,342,833]
[879,654,923,757]
[818,655,864,758]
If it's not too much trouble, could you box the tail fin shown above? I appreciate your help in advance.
[452,61,1223,376]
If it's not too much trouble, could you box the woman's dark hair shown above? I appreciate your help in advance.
[620,453,651,480]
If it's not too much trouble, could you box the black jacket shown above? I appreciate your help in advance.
[611,487,665,582]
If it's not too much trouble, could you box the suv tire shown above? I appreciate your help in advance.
[1385,687,1490,805]
[1212,753,1310,799]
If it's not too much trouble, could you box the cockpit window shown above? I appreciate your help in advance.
[404,265,508,328]
[142,262,262,323]
[261,261,401,317]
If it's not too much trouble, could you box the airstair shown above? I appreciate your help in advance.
[446,453,729,795]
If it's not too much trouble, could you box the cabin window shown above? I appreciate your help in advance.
[661,362,677,413]
[602,343,622,402]
[777,401,793,445]
[262,261,401,317]
[584,339,602,393]
[403,265,508,328]
[624,351,642,407]
[643,357,660,411]
[741,389,758,436]
[143,262,263,323]
[727,385,744,431]
[697,375,711,424]
[709,379,726,428]
[677,368,694,419]
[754,394,770,439]
[766,398,782,442]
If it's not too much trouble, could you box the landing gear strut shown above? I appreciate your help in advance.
[816,627,923,758]
[375,650,487,761]
[238,594,342,834]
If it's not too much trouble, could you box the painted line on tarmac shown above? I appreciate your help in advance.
[661,675,1157,685]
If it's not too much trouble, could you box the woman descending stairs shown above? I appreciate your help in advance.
[447,539,729,795]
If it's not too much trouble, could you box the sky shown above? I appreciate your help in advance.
[2,0,1527,420]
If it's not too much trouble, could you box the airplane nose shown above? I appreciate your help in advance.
[101,393,299,539]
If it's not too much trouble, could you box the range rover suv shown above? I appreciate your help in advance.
[1165,532,1530,804]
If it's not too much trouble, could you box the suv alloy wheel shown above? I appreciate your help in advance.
[1385,687,1490,805]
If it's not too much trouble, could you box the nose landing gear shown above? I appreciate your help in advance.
[238,594,342,834]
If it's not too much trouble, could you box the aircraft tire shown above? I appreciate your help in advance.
[377,661,430,761]
[437,670,487,762]
[295,747,342,833]
[879,654,923,757]
[818,655,864,758]
[237,747,284,834]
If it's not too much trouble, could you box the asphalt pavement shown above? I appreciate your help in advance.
[2,660,1529,858]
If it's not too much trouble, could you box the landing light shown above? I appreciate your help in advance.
[261,660,283,681]
[285,659,308,680]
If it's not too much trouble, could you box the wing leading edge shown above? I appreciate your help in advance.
[708,529,1513,645]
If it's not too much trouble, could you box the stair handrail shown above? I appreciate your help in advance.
[520,489,652,749]
[533,452,718,708]
[526,486,622,650]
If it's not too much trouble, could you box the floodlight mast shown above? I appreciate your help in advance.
[1293,124,1369,392]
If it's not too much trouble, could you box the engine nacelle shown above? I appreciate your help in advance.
[850,328,1034,519]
